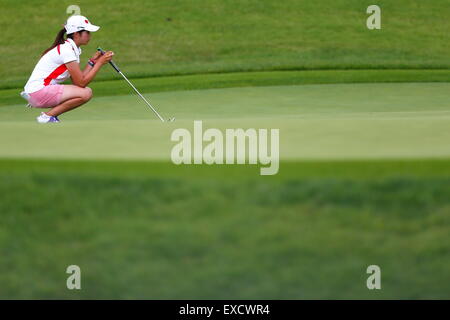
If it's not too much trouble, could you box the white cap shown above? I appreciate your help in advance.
[65,15,100,34]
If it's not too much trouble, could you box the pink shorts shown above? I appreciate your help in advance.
[29,85,65,108]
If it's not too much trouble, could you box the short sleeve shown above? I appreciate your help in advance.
[60,43,77,64]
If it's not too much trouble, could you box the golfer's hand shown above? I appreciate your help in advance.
[98,51,114,65]
[90,51,102,62]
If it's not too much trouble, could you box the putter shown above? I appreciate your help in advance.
[97,47,175,122]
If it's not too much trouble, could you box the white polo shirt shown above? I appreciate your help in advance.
[24,38,82,94]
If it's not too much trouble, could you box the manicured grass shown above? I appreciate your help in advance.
[2,69,450,106]
[1,0,449,300]
[0,80,448,298]
[1,83,449,161]
[1,159,450,181]
[0,161,448,299]
[1,0,449,89]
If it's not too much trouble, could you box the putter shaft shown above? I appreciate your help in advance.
[97,47,167,122]
[118,71,165,122]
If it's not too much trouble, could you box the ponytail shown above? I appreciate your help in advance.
[41,28,67,56]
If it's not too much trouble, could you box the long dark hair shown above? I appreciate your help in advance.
[41,28,77,56]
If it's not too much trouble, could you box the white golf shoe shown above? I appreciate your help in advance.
[36,112,60,123]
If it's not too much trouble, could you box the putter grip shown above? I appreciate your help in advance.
[97,47,120,73]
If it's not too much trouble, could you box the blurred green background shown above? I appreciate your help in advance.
[1,0,449,89]
[0,0,449,299]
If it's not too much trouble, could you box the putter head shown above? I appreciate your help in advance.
[168,117,175,122]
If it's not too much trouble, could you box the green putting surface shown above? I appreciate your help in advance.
[1,82,449,161]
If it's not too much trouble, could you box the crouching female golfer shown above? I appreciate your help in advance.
[23,15,114,123]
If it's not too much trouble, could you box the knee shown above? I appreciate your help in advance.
[81,87,93,102]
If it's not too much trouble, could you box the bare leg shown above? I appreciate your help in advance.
[44,85,93,117]
[46,97,86,117]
